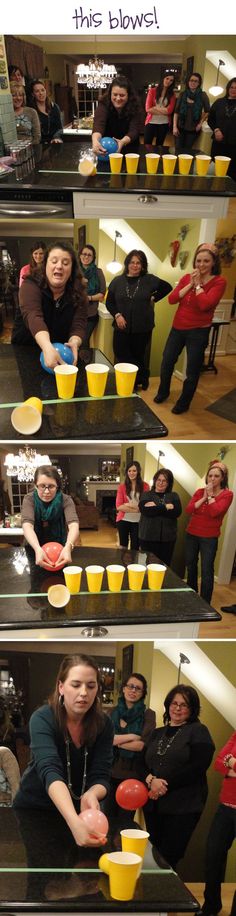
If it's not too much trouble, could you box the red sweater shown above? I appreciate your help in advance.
[145,86,176,126]
[116,481,149,522]
[186,488,233,537]
[214,733,236,806]
[169,274,226,330]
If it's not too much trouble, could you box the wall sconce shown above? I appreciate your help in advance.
[209,59,225,97]
[177,652,190,684]
[106,230,123,275]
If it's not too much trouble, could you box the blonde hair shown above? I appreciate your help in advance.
[10,81,26,106]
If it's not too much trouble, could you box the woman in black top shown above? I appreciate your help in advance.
[208,78,236,180]
[92,75,143,156]
[14,653,114,847]
[139,468,182,565]
[106,249,172,389]
[30,79,63,144]
[144,684,215,868]
[173,72,210,151]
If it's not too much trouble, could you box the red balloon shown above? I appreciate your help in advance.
[80,809,109,835]
[42,542,63,564]
[115,779,149,810]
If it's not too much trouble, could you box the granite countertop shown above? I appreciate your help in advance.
[0,808,200,912]
[0,545,221,630]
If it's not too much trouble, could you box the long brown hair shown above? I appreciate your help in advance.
[124,460,145,497]
[48,654,105,745]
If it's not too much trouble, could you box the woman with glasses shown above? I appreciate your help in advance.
[14,654,114,847]
[21,465,79,569]
[173,72,210,151]
[78,244,106,348]
[144,685,214,868]
[139,467,182,565]
[105,673,156,818]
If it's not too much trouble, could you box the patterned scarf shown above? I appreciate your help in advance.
[178,87,204,127]
[33,489,66,545]
[79,261,100,296]
[111,696,146,759]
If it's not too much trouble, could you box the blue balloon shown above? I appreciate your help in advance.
[40,342,74,374]
[98,136,118,161]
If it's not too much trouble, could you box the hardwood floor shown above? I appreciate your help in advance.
[140,355,236,440]
[180,883,235,916]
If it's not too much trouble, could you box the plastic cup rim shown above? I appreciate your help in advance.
[54,364,78,376]
[85,364,109,375]
[114,362,139,373]
[63,565,83,574]
[127,563,146,572]
[11,404,42,433]
[120,829,149,839]
[107,851,142,865]
[147,563,166,571]
[106,564,126,573]
[85,565,105,573]
[47,584,70,607]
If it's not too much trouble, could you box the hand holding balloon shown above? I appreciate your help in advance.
[78,809,109,845]
[40,342,74,374]
[98,136,118,160]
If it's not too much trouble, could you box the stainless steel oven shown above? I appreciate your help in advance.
[0,188,73,217]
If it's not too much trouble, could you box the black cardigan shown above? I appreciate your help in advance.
[144,720,215,814]
[106,274,172,334]
[139,490,182,543]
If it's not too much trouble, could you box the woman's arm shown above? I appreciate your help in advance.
[55,521,80,566]
[48,781,106,845]
[185,489,205,514]
[214,733,236,775]
[22,522,54,567]
[206,489,233,518]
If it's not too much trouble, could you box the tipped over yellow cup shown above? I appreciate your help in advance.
[11,397,43,435]
[47,584,70,608]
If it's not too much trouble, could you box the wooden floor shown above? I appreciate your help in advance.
[80,519,236,639]
[180,883,235,916]
[140,355,236,440]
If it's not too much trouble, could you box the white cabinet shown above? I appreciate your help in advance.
[0,621,200,639]
[73,192,229,219]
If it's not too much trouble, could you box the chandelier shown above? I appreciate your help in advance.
[4,449,51,482]
[76,57,117,89]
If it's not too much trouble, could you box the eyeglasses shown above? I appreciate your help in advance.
[170,701,189,710]
[126,684,143,692]
[189,78,199,83]
[36,484,57,492]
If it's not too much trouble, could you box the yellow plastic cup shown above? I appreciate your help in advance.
[63,566,82,594]
[85,565,104,593]
[109,153,123,174]
[11,397,43,435]
[125,154,140,175]
[47,584,70,608]
[145,153,160,174]
[214,156,231,177]
[106,564,125,592]
[54,365,78,400]
[107,851,142,901]
[121,829,149,859]
[147,563,166,590]
[127,564,146,591]
[85,363,109,398]
[162,155,177,175]
[114,362,138,397]
[195,155,211,176]
[178,154,193,175]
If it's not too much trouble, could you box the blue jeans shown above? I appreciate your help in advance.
[157,326,210,407]
[185,532,218,604]
[204,804,236,914]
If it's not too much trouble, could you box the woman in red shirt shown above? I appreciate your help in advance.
[185,461,233,604]
[154,243,226,414]
[202,731,236,916]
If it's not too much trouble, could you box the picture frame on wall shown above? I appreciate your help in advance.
[122,645,134,683]
[186,56,194,79]
[126,446,134,465]
[78,224,86,252]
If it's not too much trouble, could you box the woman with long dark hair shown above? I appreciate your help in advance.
[30,79,63,144]
[173,72,210,151]
[19,240,47,287]
[12,241,88,370]
[154,242,226,413]
[144,684,215,868]
[21,465,79,569]
[78,244,106,347]
[105,672,155,818]
[14,653,114,846]
[92,75,143,156]
[185,460,233,604]
[116,460,149,549]
[139,468,182,565]
[106,248,172,389]
[208,77,236,181]
[144,74,176,146]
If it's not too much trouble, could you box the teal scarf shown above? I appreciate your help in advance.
[33,489,66,545]
[178,87,203,127]
[79,261,100,296]
[111,696,146,759]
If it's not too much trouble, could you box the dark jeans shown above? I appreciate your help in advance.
[113,329,152,385]
[185,532,218,604]
[175,130,199,152]
[117,520,139,550]
[144,803,200,867]
[139,538,175,566]
[157,325,210,408]
[204,804,236,914]
[144,123,169,146]
[82,313,99,348]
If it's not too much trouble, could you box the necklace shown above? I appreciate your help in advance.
[65,735,88,801]
[155,724,186,757]
[125,277,141,299]
[225,101,236,118]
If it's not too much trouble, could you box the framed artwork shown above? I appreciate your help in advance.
[126,446,134,466]
[122,645,134,683]
[186,57,194,79]
[78,224,86,252]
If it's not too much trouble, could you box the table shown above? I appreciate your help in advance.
[0,345,168,441]
[201,319,231,374]
[0,546,221,639]
[0,808,200,914]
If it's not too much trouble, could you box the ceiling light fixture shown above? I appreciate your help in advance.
[209,59,225,97]
[76,57,117,90]
[106,230,123,275]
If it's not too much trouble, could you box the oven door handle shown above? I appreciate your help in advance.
[0,206,68,216]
